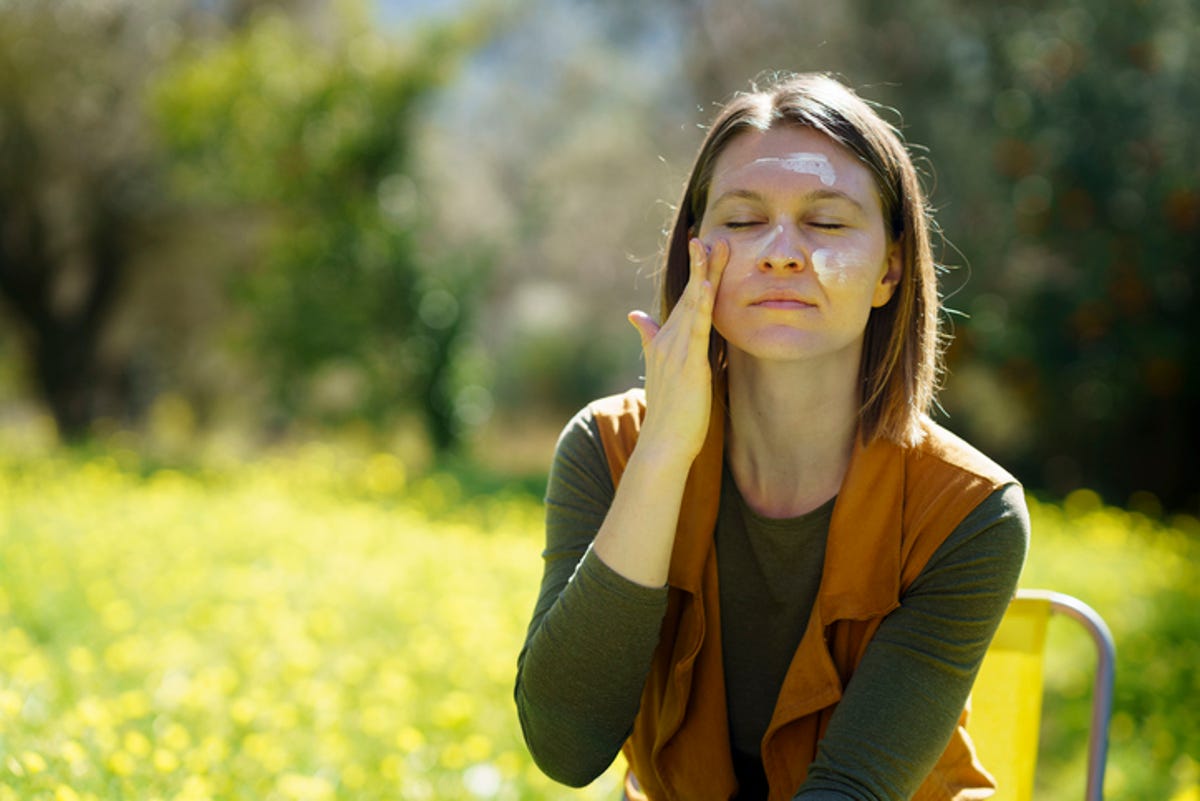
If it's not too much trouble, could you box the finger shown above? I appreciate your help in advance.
[690,280,715,342]
[707,238,730,290]
[627,310,660,347]
[687,238,707,290]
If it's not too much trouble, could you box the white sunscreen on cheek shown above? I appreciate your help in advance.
[811,248,849,284]
[753,152,837,186]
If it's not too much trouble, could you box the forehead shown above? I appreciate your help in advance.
[707,125,879,203]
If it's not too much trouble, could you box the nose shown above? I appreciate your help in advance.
[757,223,807,272]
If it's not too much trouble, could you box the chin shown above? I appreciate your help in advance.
[725,332,825,362]
[722,327,864,366]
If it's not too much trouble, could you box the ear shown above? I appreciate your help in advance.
[871,238,903,308]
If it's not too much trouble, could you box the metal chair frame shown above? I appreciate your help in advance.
[619,589,1117,801]
[1011,589,1116,801]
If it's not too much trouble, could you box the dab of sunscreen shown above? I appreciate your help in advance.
[811,248,849,284]
[753,152,837,186]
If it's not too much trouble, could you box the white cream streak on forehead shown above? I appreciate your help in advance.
[751,152,837,186]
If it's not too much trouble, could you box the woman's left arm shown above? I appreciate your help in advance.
[794,483,1031,801]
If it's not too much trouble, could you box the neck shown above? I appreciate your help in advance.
[725,348,861,518]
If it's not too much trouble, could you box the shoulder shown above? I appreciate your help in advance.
[933,483,1031,568]
[550,389,646,487]
[586,388,646,428]
[907,415,1017,489]
[554,388,644,452]
[888,418,1021,558]
[552,405,605,466]
[574,388,646,487]
[584,389,646,471]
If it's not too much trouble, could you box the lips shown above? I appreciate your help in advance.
[750,290,816,309]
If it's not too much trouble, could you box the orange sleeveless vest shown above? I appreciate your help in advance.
[588,388,1014,801]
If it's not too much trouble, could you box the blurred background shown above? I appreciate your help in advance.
[1,0,1196,510]
[1,1,1198,800]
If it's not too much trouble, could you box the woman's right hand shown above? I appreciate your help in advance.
[627,237,729,466]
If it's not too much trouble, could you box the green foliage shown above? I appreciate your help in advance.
[854,0,1200,508]
[1021,490,1200,800]
[153,9,488,450]
[971,1,1199,509]
[0,1,178,439]
[1,442,1197,800]
[492,325,639,417]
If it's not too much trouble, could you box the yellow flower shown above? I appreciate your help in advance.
[106,751,136,777]
[160,722,192,752]
[117,690,151,719]
[363,452,406,495]
[341,763,366,790]
[124,730,152,757]
[60,740,89,766]
[230,696,257,725]
[394,726,425,753]
[55,786,82,801]
[153,748,180,774]
[75,697,109,728]
[439,742,466,770]
[463,733,492,762]
[101,599,135,632]
[0,690,23,718]
[378,754,403,781]
[276,773,334,801]
[173,776,213,801]
[431,691,475,729]
[20,751,47,774]
[67,646,96,675]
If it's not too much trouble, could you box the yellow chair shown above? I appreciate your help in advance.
[970,590,1116,801]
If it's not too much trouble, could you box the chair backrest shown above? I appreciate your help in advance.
[969,589,1116,801]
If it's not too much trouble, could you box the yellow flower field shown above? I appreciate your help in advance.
[0,445,624,800]
[1,443,1196,800]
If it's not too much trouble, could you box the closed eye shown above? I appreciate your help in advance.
[811,222,846,230]
[724,221,760,229]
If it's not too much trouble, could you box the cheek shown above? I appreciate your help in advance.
[711,282,735,336]
[811,245,883,288]
[810,248,849,285]
[710,263,751,340]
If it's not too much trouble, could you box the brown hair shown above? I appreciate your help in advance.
[661,72,940,446]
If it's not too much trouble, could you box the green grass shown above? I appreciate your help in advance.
[0,444,1196,800]
[1020,491,1200,800]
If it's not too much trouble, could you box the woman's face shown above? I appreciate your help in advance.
[697,125,900,366]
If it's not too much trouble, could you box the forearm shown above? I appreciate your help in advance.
[515,547,667,785]
[591,443,694,588]
[515,408,684,785]
[794,485,1029,800]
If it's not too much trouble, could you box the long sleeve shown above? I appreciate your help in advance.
[514,408,669,786]
[793,483,1030,801]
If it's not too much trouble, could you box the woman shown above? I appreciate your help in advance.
[515,73,1029,801]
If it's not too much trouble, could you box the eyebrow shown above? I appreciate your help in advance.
[709,188,866,214]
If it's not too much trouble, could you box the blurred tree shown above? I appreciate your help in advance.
[154,6,488,451]
[0,0,490,451]
[957,1,1200,511]
[0,3,176,438]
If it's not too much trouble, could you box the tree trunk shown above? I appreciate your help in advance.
[0,192,125,442]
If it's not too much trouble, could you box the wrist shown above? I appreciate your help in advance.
[627,436,700,478]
